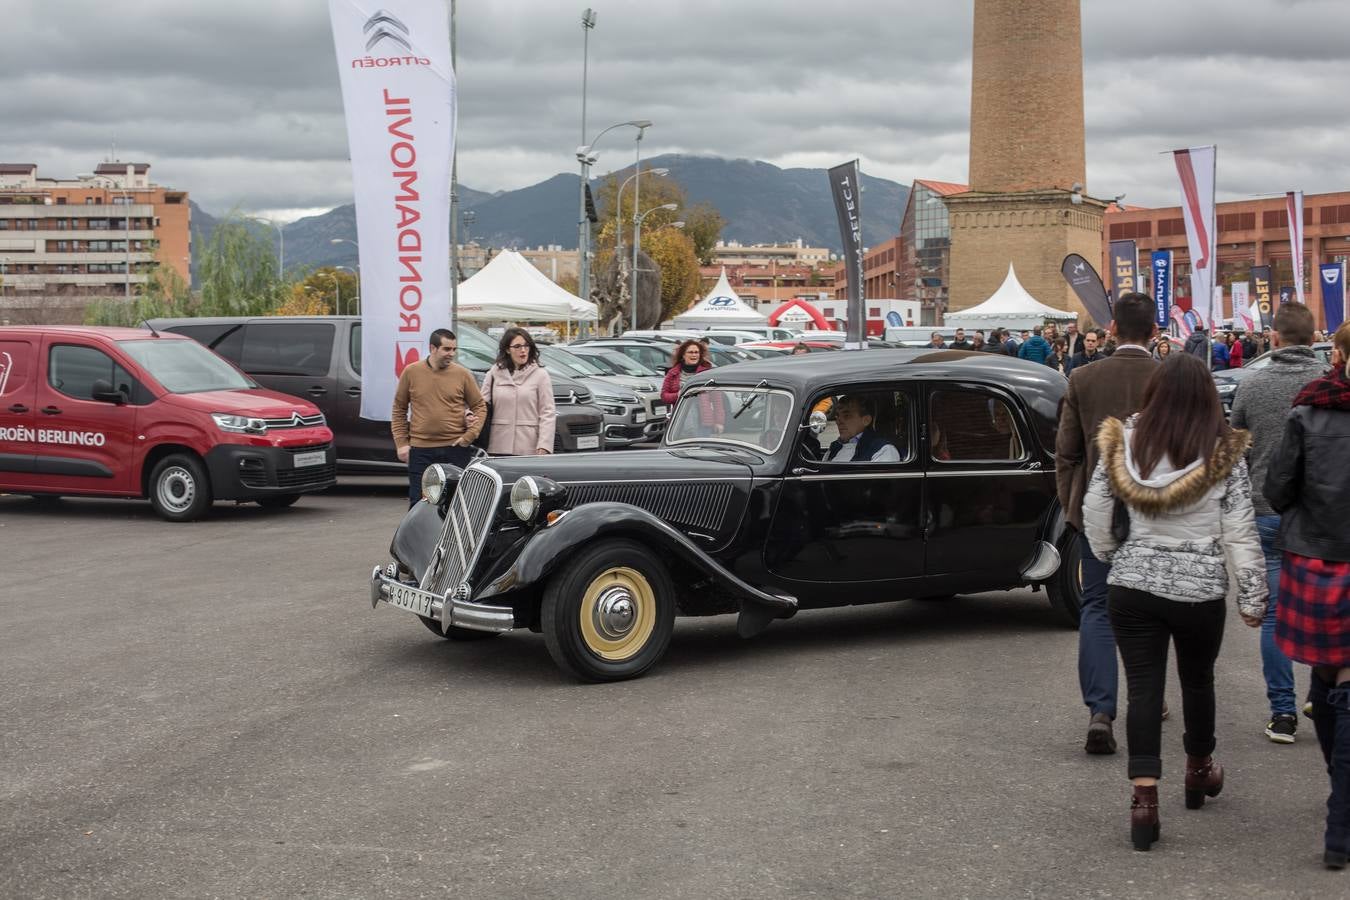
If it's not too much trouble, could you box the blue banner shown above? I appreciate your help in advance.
[1150,250,1172,328]
[1322,263,1346,332]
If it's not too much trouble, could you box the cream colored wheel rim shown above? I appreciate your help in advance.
[578,567,656,661]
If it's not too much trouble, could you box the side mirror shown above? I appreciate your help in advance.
[802,410,828,435]
[91,379,125,405]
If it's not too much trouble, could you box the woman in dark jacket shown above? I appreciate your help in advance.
[1265,320,1350,869]
[660,339,724,435]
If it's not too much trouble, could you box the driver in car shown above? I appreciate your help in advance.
[826,394,901,463]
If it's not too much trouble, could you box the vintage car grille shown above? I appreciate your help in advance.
[421,465,502,596]
[261,412,326,429]
[565,481,732,532]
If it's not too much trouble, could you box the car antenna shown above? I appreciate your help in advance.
[139,319,160,338]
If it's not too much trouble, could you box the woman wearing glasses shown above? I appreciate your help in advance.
[479,328,556,456]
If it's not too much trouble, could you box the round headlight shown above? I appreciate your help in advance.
[421,464,449,505]
[510,476,541,522]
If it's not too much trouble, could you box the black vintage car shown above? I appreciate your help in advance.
[368,350,1082,681]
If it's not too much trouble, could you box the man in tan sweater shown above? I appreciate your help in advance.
[390,329,487,506]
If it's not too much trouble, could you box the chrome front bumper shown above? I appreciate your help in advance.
[369,566,515,634]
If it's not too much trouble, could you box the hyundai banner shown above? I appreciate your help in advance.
[828,160,866,348]
[1172,146,1218,323]
[1321,262,1347,332]
[1251,265,1274,329]
[1150,250,1172,328]
[329,1,455,420]
[1109,240,1137,300]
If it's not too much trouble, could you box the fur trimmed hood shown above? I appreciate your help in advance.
[1095,416,1251,516]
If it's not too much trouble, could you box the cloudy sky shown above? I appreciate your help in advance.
[4,0,1347,224]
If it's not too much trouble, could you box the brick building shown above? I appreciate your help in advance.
[0,162,190,322]
[946,0,1107,322]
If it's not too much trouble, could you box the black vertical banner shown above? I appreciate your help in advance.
[1109,240,1138,298]
[828,160,865,347]
[1060,254,1112,327]
[1250,265,1274,329]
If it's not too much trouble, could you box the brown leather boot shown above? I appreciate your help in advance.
[1184,754,1224,809]
[1131,784,1160,851]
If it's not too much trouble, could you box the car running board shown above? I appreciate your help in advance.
[737,594,798,639]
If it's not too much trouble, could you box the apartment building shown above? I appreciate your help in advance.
[0,162,190,321]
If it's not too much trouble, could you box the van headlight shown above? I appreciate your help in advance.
[511,476,541,522]
[421,464,449,505]
[211,413,267,435]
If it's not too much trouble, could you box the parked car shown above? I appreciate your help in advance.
[695,329,774,346]
[150,317,605,471]
[740,340,840,354]
[538,346,665,447]
[1213,341,1332,413]
[0,325,334,520]
[367,350,1080,681]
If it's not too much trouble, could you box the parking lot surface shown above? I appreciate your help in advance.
[0,479,1339,899]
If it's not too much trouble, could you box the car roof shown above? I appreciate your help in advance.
[686,347,1068,392]
[0,325,187,341]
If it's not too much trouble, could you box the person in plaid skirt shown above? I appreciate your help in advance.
[1265,320,1350,870]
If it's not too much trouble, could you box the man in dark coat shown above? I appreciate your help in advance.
[1055,292,1161,755]
[1184,327,1209,361]
[1066,330,1103,374]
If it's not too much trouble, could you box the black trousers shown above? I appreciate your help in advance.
[1107,586,1226,780]
[407,445,472,507]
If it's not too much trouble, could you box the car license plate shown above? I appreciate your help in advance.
[386,581,438,617]
[293,450,327,468]
[653,405,666,417]
[576,435,600,449]
[633,412,647,424]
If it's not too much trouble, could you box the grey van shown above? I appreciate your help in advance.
[147,316,605,473]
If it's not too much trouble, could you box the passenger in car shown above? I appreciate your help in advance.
[826,394,901,463]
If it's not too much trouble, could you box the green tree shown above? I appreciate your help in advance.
[273,267,359,316]
[195,215,288,316]
[682,202,724,265]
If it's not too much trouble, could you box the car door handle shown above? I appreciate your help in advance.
[307,387,328,396]
[791,465,819,475]
[7,404,27,413]
[345,386,361,397]
[41,406,62,415]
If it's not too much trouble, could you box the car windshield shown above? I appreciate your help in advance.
[579,349,656,376]
[540,346,605,376]
[117,338,255,393]
[664,387,794,453]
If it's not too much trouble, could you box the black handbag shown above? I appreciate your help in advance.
[471,381,493,451]
[1111,496,1131,542]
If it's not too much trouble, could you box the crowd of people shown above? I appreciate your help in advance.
[1057,293,1350,864]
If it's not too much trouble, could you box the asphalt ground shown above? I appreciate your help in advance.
[0,479,1341,899]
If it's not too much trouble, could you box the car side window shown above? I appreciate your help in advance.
[48,344,146,404]
[240,323,335,376]
[349,323,362,376]
[928,388,1026,462]
[806,389,913,464]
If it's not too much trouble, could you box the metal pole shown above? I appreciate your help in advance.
[449,0,459,331]
[123,188,131,300]
[577,11,595,305]
[629,134,643,331]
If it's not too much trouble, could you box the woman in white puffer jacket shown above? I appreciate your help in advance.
[1082,352,1267,852]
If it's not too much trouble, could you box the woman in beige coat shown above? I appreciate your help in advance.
[479,328,556,456]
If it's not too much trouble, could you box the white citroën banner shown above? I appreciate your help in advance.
[328,1,456,421]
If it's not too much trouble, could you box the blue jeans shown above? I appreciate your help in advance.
[1079,534,1117,718]
[407,445,472,507]
[1256,515,1296,716]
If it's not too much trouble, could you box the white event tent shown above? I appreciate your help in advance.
[671,268,768,328]
[943,264,1077,332]
[456,250,598,323]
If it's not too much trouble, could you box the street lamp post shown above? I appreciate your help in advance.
[80,172,133,300]
[631,203,678,330]
[324,270,341,316]
[576,119,651,305]
[329,239,360,315]
[616,167,667,258]
[335,265,357,315]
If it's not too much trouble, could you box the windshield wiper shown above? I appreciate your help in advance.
[732,379,770,420]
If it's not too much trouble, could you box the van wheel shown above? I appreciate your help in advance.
[541,539,675,682]
[1046,531,1083,628]
[149,453,212,522]
[257,493,301,509]
[417,615,500,641]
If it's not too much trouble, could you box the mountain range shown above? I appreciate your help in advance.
[189,155,910,276]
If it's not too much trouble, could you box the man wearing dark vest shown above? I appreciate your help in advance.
[827,395,900,463]
[1055,292,1161,754]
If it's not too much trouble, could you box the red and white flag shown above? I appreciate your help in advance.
[1286,191,1305,305]
[1172,146,1218,320]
